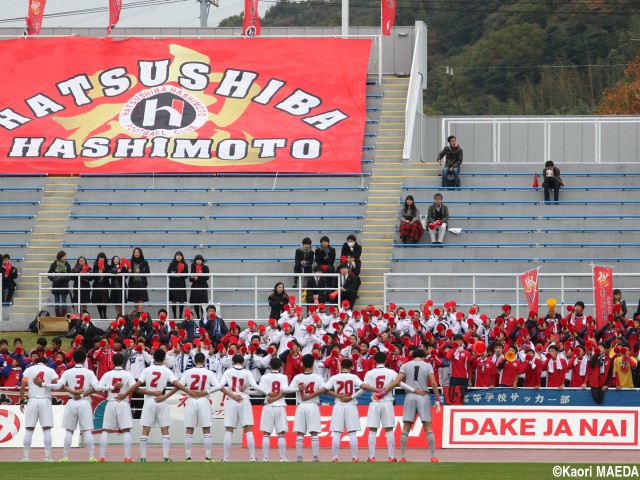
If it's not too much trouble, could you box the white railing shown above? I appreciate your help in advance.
[38,272,341,321]
[383,272,640,318]
[402,21,428,161]
[441,116,640,164]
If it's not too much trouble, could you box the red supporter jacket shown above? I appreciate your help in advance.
[350,357,373,380]
[472,356,496,387]
[426,354,442,385]
[498,358,520,386]
[588,354,612,388]
[519,357,542,387]
[542,357,568,387]
[92,348,114,380]
[283,353,304,382]
[568,356,590,387]
[445,348,472,380]
[386,353,408,373]
[324,353,343,377]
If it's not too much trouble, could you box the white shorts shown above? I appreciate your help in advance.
[224,398,253,428]
[293,402,321,435]
[330,403,360,433]
[366,401,395,430]
[25,398,54,429]
[102,401,133,431]
[140,400,171,428]
[62,399,94,431]
[260,405,288,434]
[402,393,432,423]
[184,398,212,429]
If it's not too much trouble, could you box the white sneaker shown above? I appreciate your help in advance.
[44,457,52,463]
[262,459,269,462]
[280,458,289,463]
[250,458,257,462]
[22,457,29,462]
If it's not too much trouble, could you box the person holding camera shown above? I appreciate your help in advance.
[437,135,463,189]
[293,237,314,288]
[542,160,563,204]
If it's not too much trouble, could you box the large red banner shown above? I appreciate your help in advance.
[245,405,443,450]
[243,0,261,37]
[25,0,47,36]
[519,268,539,316]
[0,37,370,174]
[381,0,396,36]
[593,266,613,330]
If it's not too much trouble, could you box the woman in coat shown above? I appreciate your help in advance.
[109,255,128,318]
[127,247,150,313]
[189,254,210,319]
[91,252,111,319]
[47,250,71,317]
[71,256,91,315]
[167,251,188,319]
[268,282,289,320]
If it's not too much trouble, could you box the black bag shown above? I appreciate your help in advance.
[29,309,49,333]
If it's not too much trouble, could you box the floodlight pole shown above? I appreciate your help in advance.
[200,0,208,28]
[342,0,349,36]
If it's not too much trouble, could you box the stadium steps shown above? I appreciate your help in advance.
[9,177,79,326]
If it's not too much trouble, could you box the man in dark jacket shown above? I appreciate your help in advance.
[437,135,463,189]
[426,193,450,245]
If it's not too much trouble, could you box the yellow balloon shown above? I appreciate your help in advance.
[547,298,557,310]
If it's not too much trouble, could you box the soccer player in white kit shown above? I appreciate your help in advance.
[310,358,379,462]
[382,348,442,463]
[286,353,324,462]
[363,351,424,462]
[41,349,105,462]
[19,357,79,462]
[116,348,196,462]
[258,357,289,462]
[97,353,136,462]
[218,353,267,462]
[159,352,240,462]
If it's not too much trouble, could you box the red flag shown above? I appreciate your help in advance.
[25,0,47,36]
[381,0,396,36]
[519,268,539,316]
[108,0,123,35]
[243,0,260,37]
[593,266,613,330]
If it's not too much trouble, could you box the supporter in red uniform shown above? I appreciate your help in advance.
[445,334,472,404]
[497,345,520,388]
[542,345,567,389]
[471,349,496,388]
[587,345,613,404]
[519,347,542,388]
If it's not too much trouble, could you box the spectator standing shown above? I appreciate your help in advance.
[542,160,563,205]
[315,236,336,274]
[293,238,314,288]
[1,254,17,305]
[127,247,150,314]
[47,251,72,317]
[109,256,128,318]
[91,252,111,319]
[268,282,289,320]
[71,256,91,315]
[426,193,450,245]
[189,255,210,320]
[613,289,627,318]
[437,135,463,189]
[167,251,188,320]
[398,195,423,245]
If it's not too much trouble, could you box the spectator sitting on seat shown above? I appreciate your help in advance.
[426,193,449,245]
[306,265,328,305]
[345,253,360,276]
[293,237,314,288]
[542,160,563,205]
[337,263,360,309]
[315,236,336,274]
[340,234,362,271]
[437,135,463,189]
[1,254,17,305]
[398,195,423,245]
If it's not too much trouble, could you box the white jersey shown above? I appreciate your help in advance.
[54,365,101,399]
[100,368,136,402]
[219,366,265,399]
[22,364,58,399]
[179,367,221,396]
[289,372,325,405]
[138,364,177,400]
[125,350,153,379]
[259,372,289,407]
[363,366,398,403]
[324,372,363,405]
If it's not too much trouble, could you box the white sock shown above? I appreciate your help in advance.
[43,429,52,459]
[386,430,395,459]
[331,432,340,459]
[262,435,270,460]
[400,431,409,457]
[204,434,212,459]
[223,431,232,460]
[162,435,170,458]
[63,430,73,458]
[368,430,376,459]
[185,434,193,458]
[123,432,132,459]
[349,432,358,459]
[99,431,109,459]
[426,430,436,457]
[311,436,319,458]
[296,435,303,458]
[23,429,33,458]
[246,431,255,460]
[278,435,286,460]
[83,431,95,459]
[139,436,148,458]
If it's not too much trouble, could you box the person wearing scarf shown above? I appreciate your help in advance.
[47,251,72,317]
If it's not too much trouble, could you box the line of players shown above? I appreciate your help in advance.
[20,347,441,463]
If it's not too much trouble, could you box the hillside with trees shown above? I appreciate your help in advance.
[219,0,640,115]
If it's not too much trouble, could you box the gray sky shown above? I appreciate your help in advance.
[1,0,273,29]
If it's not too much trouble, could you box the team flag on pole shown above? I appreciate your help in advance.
[108,0,123,35]
[243,0,260,37]
[381,0,396,36]
[592,265,613,330]
[519,267,539,316]
[25,0,47,36]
